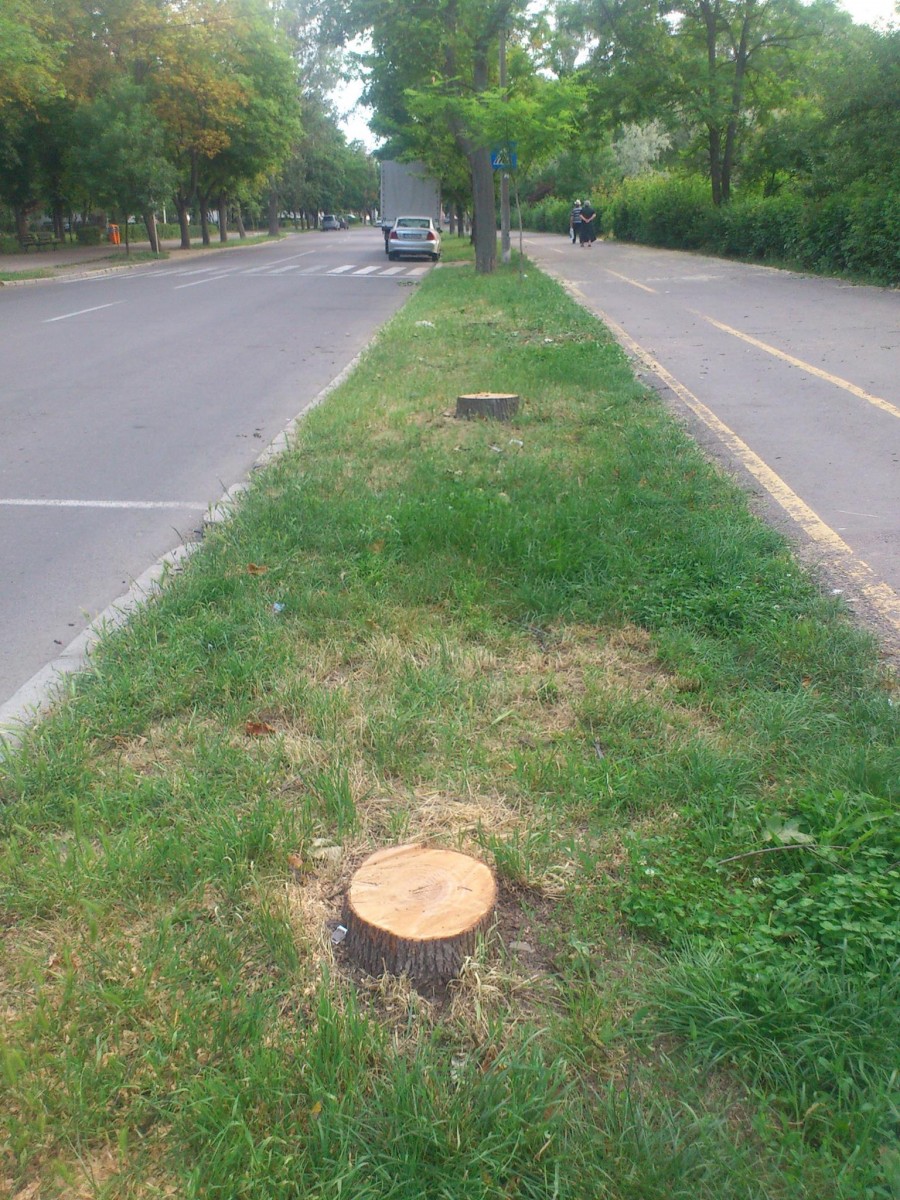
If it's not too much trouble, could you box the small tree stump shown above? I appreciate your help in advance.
[456,392,520,421]
[342,844,497,984]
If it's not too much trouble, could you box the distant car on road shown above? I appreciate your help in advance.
[321,214,342,231]
[387,215,441,262]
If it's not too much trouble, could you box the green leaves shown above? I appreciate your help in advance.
[762,815,816,846]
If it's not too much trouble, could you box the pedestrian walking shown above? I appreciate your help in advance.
[569,200,582,244]
[578,200,595,247]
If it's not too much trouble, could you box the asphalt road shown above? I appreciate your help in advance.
[3,231,898,730]
[0,228,427,723]
[523,233,900,655]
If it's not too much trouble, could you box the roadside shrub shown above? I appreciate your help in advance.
[607,175,718,249]
[592,172,900,284]
[842,187,900,283]
[793,193,853,274]
[520,196,572,237]
[75,224,102,245]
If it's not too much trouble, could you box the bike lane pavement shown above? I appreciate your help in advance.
[522,233,900,657]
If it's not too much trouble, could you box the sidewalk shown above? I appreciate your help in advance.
[1,233,269,279]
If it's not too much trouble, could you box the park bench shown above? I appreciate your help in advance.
[19,231,60,251]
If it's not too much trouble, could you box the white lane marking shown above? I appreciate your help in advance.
[836,509,890,519]
[149,262,423,281]
[0,498,206,510]
[255,249,317,268]
[44,302,121,324]
[173,273,233,290]
[301,265,413,278]
[73,271,145,284]
[0,346,368,744]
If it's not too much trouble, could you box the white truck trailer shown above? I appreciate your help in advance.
[379,160,441,251]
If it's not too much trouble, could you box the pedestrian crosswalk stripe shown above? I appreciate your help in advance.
[155,262,432,283]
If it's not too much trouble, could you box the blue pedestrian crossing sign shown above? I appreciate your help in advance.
[490,142,518,171]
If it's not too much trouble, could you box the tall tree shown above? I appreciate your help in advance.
[194,2,301,242]
[350,0,531,272]
[561,0,819,204]
[72,79,176,251]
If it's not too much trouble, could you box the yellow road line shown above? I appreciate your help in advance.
[699,314,900,420]
[596,307,900,633]
[603,268,657,294]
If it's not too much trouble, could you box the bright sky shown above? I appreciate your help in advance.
[839,0,897,23]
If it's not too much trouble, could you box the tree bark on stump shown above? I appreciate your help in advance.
[342,844,497,985]
[456,393,519,421]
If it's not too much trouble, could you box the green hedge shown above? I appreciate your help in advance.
[522,174,898,286]
[601,174,899,285]
[522,196,576,237]
[75,225,103,245]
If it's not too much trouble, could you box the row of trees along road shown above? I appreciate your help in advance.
[341,0,896,277]
[0,0,377,251]
[2,0,896,274]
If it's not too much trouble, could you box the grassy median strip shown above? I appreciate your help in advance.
[2,250,898,1199]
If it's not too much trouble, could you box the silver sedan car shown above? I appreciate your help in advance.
[386,215,442,262]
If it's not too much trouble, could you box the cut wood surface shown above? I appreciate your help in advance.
[342,843,497,983]
[456,392,520,421]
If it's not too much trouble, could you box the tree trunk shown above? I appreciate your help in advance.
[268,185,279,236]
[175,196,191,249]
[470,148,497,273]
[699,0,724,207]
[234,204,246,238]
[218,195,228,242]
[342,844,497,985]
[708,124,724,207]
[456,392,519,421]
[199,195,211,246]
[143,209,159,254]
[722,17,751,205]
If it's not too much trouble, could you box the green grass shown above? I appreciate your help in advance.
[1,248,898,1199]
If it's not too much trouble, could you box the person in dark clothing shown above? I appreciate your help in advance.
[578,200,595,246]
[570,200,582,243]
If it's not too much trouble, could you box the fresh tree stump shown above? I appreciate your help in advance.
[342,844,497,984]
[456,392,520,421]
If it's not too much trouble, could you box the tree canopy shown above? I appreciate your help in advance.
[0,0,372,241]
[0,0,895,270]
